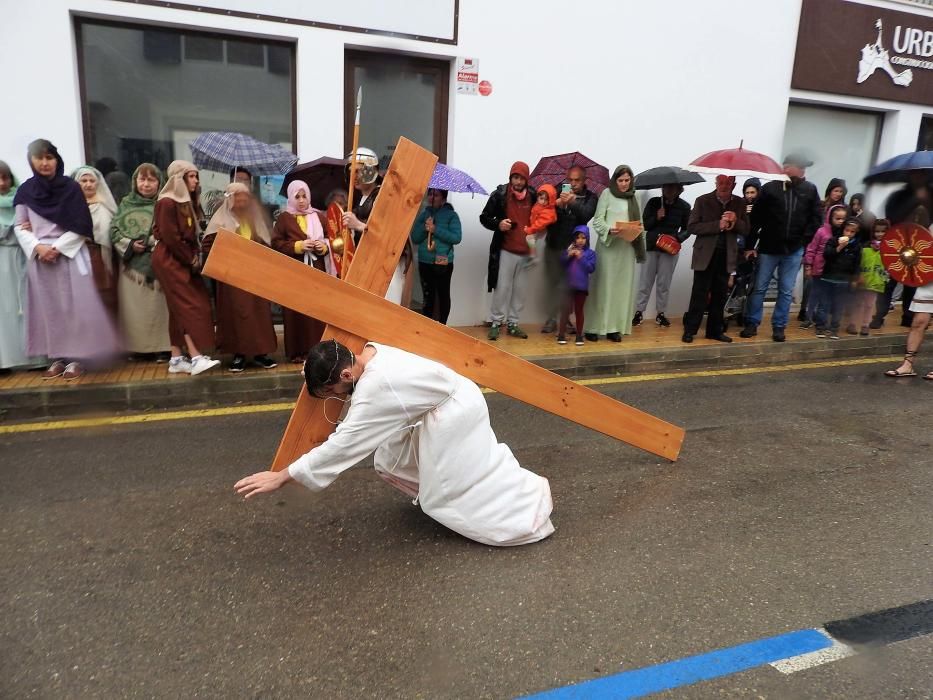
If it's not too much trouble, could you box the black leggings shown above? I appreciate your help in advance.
[419,262,454,324]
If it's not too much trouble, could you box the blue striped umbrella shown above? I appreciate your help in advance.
[189,132,298,176]
[864,150,933,184]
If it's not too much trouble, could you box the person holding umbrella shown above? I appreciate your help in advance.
[633,182,691,329]
[741,154,822,342]
[410,188,462,325]
[872,170,932,328]
[682,175,748,343]
[541,166,598,334]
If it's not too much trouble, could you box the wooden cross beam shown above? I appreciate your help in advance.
[203,138,685,467]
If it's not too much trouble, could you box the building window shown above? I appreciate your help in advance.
[344,50,449,169]
[184,34,223,62]
[782,103,882,197]
[76,18,295,194]
[918,116,933,151]
[227,39,265,68]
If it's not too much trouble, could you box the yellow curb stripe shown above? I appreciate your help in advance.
[0,402,296,435]
[0,356,902,435]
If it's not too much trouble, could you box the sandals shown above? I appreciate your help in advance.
[885,351,918,378]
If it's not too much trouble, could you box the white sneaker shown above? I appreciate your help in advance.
[168,357,192,374]
[189,355,220,376]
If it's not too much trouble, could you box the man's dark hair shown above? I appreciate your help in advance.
[303,339,353,396]
[95,157,118,175]
[230,166,253,182]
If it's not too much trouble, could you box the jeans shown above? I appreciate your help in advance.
[490,249,530,325]
[636,250,678,314]
[542,246,567,324]
[745,248,804,329]
[813,278,850,332]
[874,277,915,326]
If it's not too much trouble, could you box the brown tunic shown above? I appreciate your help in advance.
[202,226,277,357]
[86,242,118,319]
[151,199,215,351]
[271,212,327,359]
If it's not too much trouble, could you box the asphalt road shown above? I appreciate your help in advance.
[1,364,931,699]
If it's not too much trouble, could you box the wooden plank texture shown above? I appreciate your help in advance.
[205,137,438,469]
[203,231,686,462]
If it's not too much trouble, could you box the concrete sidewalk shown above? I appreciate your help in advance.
[0,319,908,420]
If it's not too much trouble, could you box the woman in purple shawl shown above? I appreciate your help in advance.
[13,139,120,379]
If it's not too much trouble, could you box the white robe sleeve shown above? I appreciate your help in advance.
[53,232,88,258]
[287,376,408,491]
[13,205,39,258]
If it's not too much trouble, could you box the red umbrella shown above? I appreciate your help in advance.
[529,152,611,195]
[687,141,787,180]
[881,223,933,287]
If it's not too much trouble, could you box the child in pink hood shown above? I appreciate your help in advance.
[803,204,847,330]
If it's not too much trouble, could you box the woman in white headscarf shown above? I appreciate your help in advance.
[202,182,278,373]
[73,165,118,316]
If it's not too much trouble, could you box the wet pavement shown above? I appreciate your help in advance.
[1,363,931,699]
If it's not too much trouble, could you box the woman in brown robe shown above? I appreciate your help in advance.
[202,183,277,372]
[271,181,335,363]
[151,160,219,376]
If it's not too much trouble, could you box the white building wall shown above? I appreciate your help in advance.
[3,0,931,326]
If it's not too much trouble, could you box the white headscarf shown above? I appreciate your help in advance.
[72,165,116,270]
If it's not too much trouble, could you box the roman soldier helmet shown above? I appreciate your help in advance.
[346,147,380,186]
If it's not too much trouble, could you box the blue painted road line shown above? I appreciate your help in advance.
[521,628,832,699]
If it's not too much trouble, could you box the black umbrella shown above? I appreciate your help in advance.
[634,166,706,190]
[863,150,933,185]
[279,156,346,208]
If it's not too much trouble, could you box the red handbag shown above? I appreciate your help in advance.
[655,233,681,255]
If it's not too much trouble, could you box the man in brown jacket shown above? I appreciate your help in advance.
[682,175,748,343]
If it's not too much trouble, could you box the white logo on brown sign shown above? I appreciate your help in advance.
[858,19,913,87]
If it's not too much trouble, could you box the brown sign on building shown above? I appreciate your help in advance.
[793,0,933,107]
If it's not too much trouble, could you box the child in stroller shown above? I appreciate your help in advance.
[723,253,756,332]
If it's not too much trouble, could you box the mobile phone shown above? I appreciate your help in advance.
[561,183,572,194]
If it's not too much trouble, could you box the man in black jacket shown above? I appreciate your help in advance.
[540,166,598,333]
[741,154,822,342]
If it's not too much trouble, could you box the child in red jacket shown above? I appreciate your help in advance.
[524,183,557,264]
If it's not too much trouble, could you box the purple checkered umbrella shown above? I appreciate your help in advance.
[429,163,488,196]
[189,132,298,176]
[529,152,611,195]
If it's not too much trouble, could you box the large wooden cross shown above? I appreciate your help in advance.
[203,138,685,468]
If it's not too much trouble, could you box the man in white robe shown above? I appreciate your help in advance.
[235,340,554,546]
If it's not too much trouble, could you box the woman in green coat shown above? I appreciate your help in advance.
[584,165,645,342]
[410,188,462,325]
